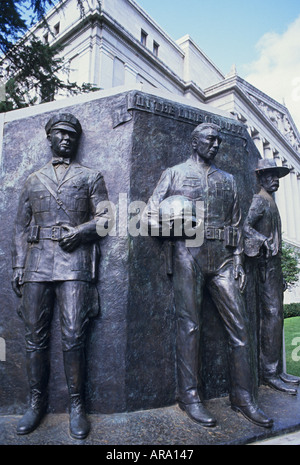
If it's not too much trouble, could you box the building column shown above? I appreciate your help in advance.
[124,64,137,87]
[249,127,264,158]
[274,155,288,240]
[297,173,300,243]
[287,167,297,242]
[280,160,297,241]
[89,24,102,87]
[99,44,114,89]
[263,139,273,159]
[290,170,300,243]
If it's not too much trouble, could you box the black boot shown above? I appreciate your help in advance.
[229,346,273,428]
[17,350,49,435]
[231,402,273,428]
[63,349,90,440]
[69,393,90,439]
[264,376,297,395]
[17,388,47,435]
[179,401,217,427]
[280,372,300,385]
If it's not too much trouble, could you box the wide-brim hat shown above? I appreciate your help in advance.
[45,113,82,136]
[255,158,290,178]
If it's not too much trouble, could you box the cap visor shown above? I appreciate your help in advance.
[51,123,78,133]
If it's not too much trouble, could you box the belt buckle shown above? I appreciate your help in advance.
[215,228,221,240]
[51,226,61,240]
[206,227,215,239]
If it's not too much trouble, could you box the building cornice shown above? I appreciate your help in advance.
[29,0,186,57]
[18,2,205,102]
[182,81,206,101]
[126,0,185,56]
[99,10,188,90]
[176,34,225,80]
[205,75,300,167]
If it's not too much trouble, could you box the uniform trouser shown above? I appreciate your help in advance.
[19,281,96,396]
[258,255,284,379]
[173,244,255,408]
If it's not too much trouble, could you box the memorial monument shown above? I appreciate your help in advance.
[2,89,298,444]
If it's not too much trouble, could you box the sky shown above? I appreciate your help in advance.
[136,0,300,129]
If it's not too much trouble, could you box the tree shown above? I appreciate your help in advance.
[0,0,98,112]
[0,0,54,55]
[0,38,82,112]
[282,241,300,289]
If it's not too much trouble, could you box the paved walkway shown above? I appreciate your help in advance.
[251,429,300,445]
[1,386,300,446]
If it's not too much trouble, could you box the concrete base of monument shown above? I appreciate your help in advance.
[1,386,300,445]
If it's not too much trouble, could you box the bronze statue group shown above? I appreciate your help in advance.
[12,115,299,439]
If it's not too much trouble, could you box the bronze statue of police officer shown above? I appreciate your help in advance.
[12,113,109,439]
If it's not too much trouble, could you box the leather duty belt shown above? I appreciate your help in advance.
[27,225,64,242]
[205,227,224,240]
[204,226,239,247]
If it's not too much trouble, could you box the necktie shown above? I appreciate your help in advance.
[52,158,70,182]
[52,157,71,165]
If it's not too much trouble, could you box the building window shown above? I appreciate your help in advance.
[153,41,159,57]
[43,33,49,44]
[141,29,147,46]
[54,22,60,35]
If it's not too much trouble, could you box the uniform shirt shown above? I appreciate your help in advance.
[143,156,243,272]
[243,187,281,258]
[12,160,109,282]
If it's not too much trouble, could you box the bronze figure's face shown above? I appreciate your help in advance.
[192,126,222,163]
[48,128,79,158]
[259,170,280,193]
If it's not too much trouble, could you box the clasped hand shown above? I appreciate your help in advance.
[59,224,82,252]
[11,225,81,297]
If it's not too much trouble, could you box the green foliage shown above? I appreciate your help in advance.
[284,303,300,319]
[284,316,300,376]
[282,242,300,289]
[0,38,83,112]
[0,0,27,54]
[0,0,54,54]
[80,82,101,93]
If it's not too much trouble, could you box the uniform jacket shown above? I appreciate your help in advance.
[243,187,281,258]
[143,156,243,270]
[12,160,109,282]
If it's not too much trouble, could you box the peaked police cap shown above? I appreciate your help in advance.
[45,113,82,136]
